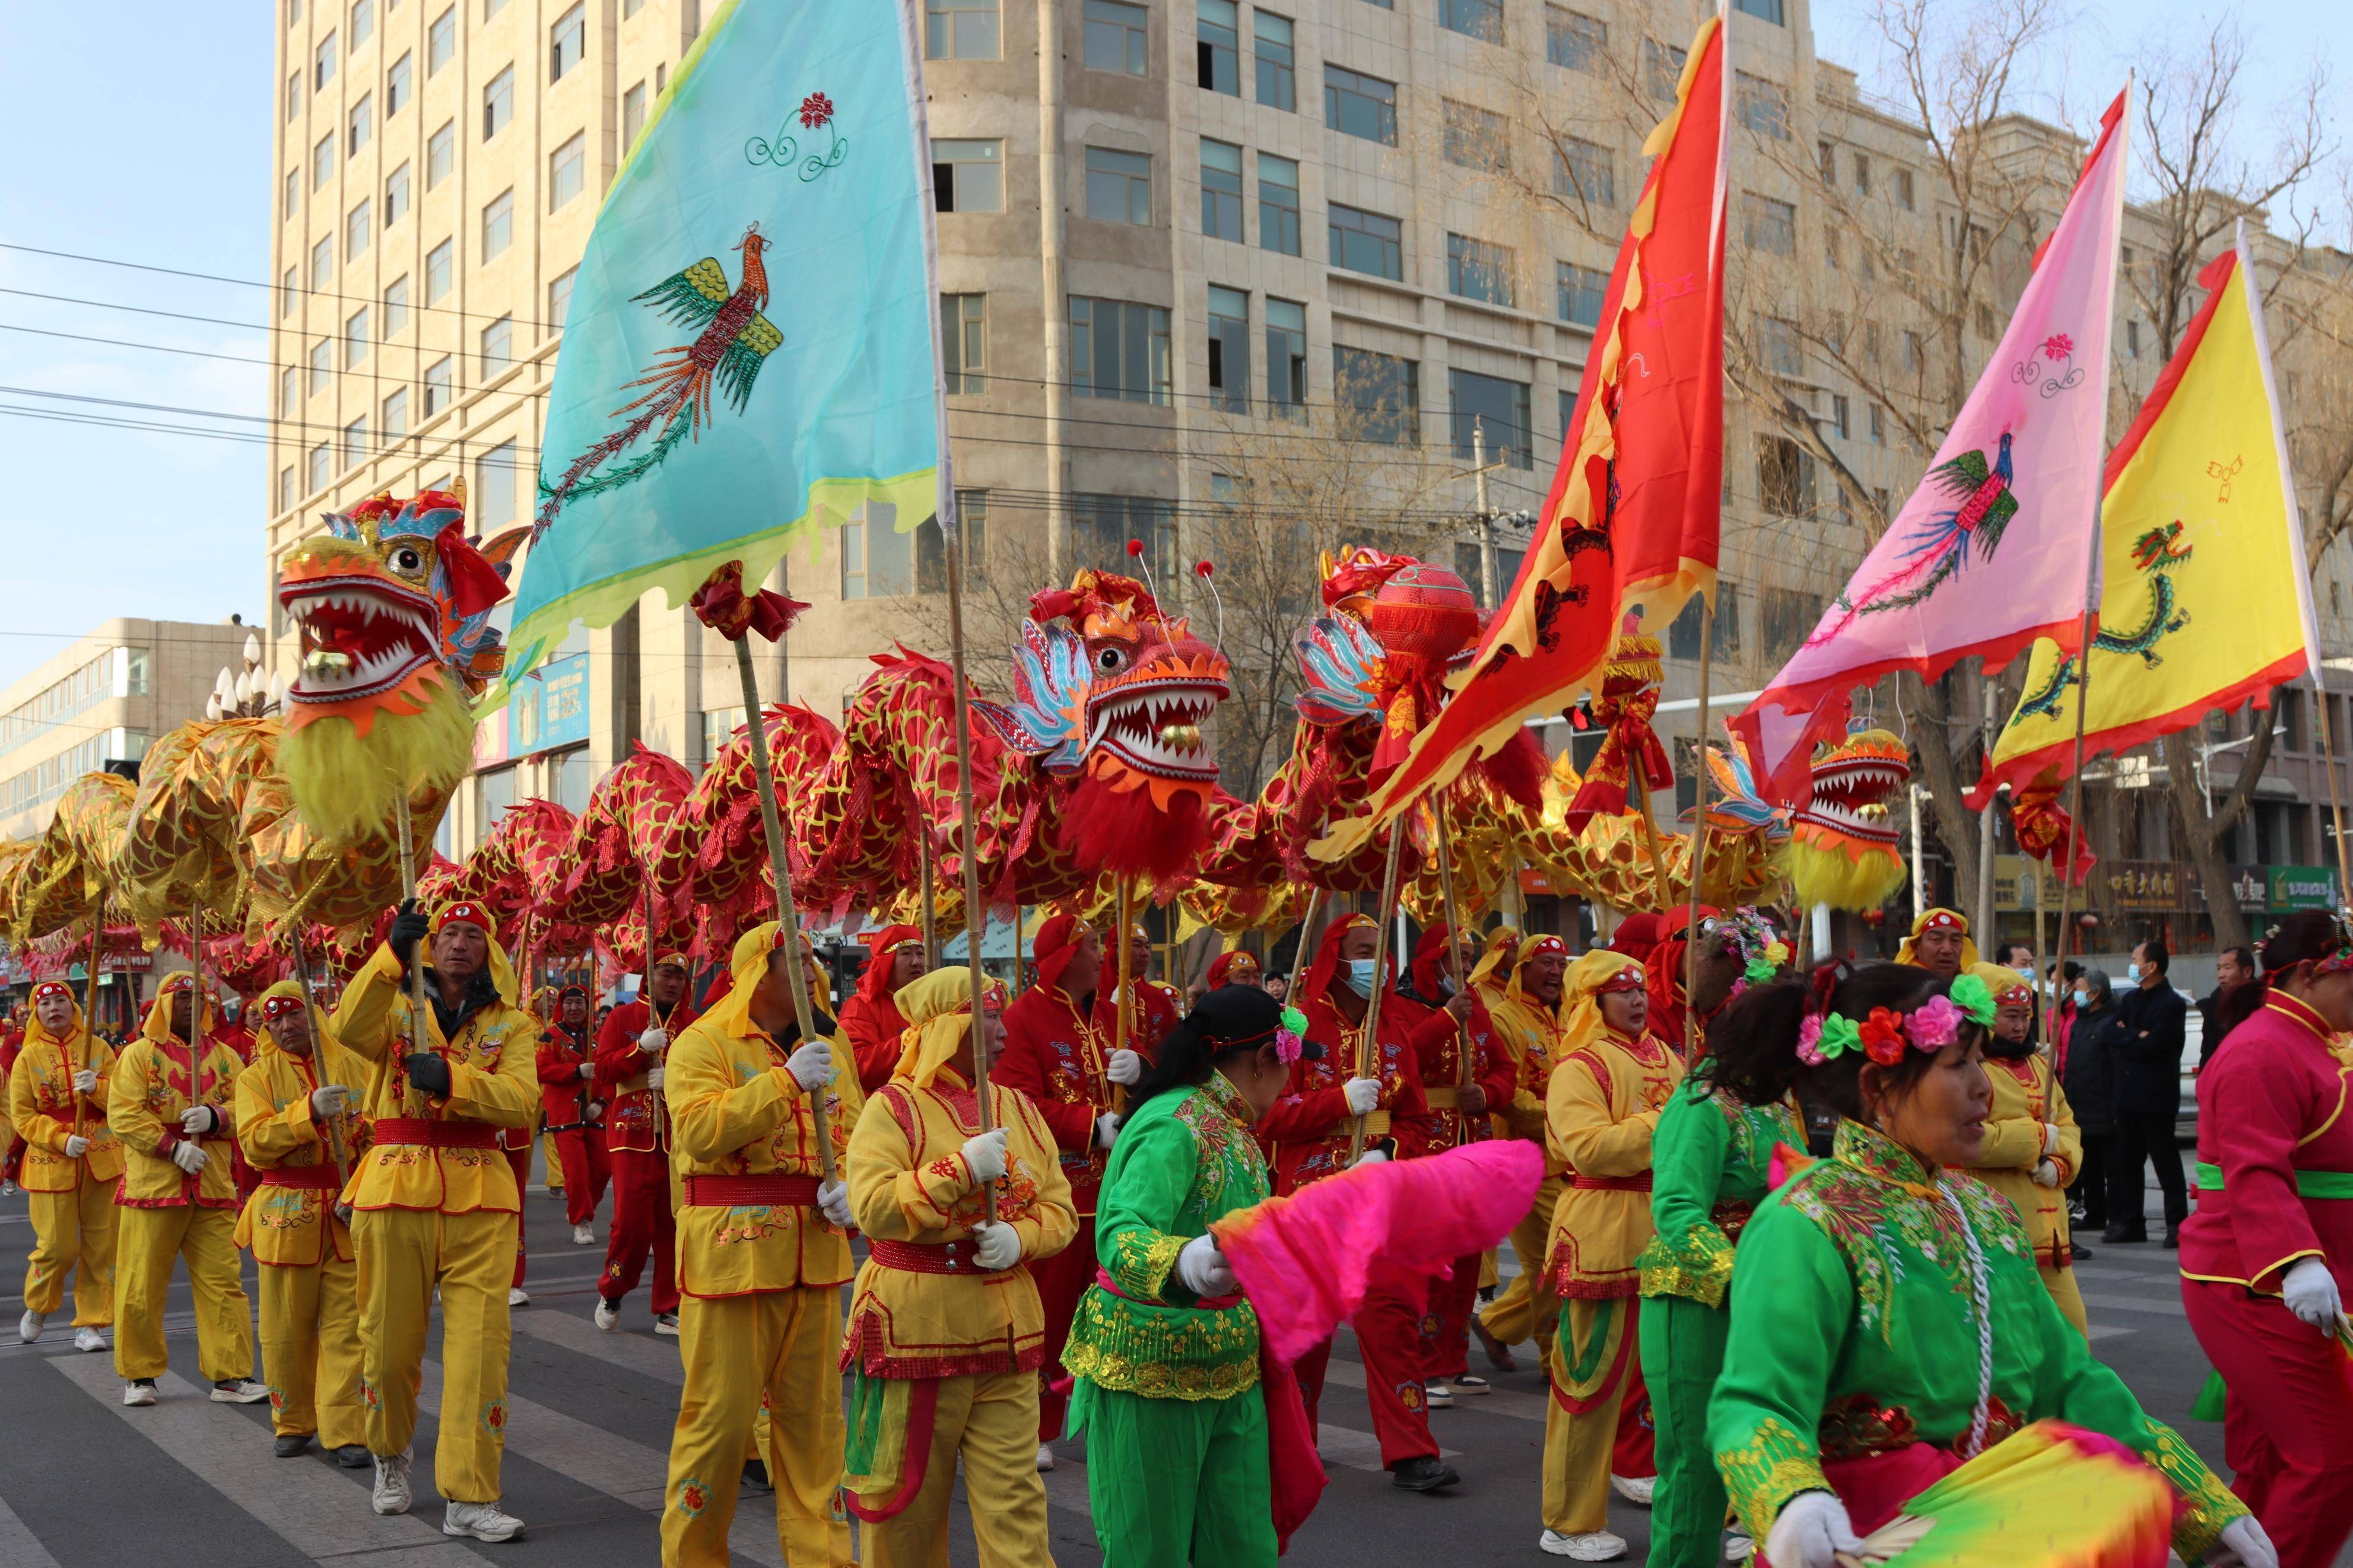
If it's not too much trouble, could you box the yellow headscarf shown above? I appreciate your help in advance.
[703,921,833,1042]
[1894,907,1979,971]
[249,977,315,1061]
[1560,948,1649,1057]
[891,967,1010,1090]
[1968,961,2034,1010]
[425,901,520,1005]
[22,979,87,1056]
[142,969,218,1046]
[1468,925,1526,994]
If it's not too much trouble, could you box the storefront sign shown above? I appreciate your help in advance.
[2104,859,2191,913]
[2268,864,2337,912]
[2222,864,2268,913]
[514,653,592,754]
[1993,855,2066,912]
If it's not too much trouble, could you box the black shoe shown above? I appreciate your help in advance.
[1390,1456,1461,1492]
[742,1456,770,1491]
[2101,1225,2147,1244]
[2164,1230,2181,1251]
[334,1444,372,1469]
[275,1434,313,1458]
[2070,1241,2094,1261]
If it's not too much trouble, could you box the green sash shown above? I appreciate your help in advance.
[2193,1162,2353,1198]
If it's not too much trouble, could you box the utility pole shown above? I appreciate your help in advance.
[1474,425,1497,609]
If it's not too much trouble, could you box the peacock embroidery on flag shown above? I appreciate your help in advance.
[1805,430,2018,649]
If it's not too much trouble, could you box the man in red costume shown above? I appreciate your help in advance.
[535,986,608,1246]
[1205,949,1263,991]
[993,912,1117,1471]
[1091,922,1182,1053]
[1258,913,1456,1492]
[837,924,928,1094]
[593,952,698,1334]
[1639,905,1742,1060]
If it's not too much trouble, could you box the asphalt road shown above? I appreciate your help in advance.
[0,1155,2344,1567]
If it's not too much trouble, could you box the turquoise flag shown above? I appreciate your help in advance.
[508,0,944,682]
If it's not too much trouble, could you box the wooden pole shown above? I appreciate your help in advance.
[392,795,434,1115]
[2314,682,2353,908]
[1284,886,1328,1002]
[2046,626,2096,1054]
[1347,823,1408,1162]
[917,828,940,966]
[941,543,999,1196]
[288,920,351,1194]
[732,640,835,1186]
[1113,878,1135,1112]
[1632,780,1674,914]
[73,895,104,1140]
[1431,797,1473,1092]
[1683,602,1715,1058]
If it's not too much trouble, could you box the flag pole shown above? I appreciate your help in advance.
[1347,823,1408,1163]
[1113,879,1135,1112]
[1683,602,1714,1057]
[2046,630,2096,1054]
[1431,796,1474,1093]
[74,893,105,1143]
[941,541,999,1192]
[288,920,351,1195]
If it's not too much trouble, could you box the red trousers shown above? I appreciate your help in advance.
[504,1145,531,1288]
[548,1127,611,1227]
[1029,1213,1096,1442]
[2184,1278,2353,1568]
[1295,1265,1440,1470]
[601,1145,678,1315]
[1614,1359,1655,1478]
[1420,1252,1483,1381]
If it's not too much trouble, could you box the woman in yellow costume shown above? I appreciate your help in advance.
[1478,934,1570,1366]
[11,979,122,1352]
[1959,963,2087,1335]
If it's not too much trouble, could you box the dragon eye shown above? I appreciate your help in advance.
[1095,646,1130,675]
[389,545,428,578]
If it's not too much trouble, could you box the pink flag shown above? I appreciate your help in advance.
[1733,91,2130,804]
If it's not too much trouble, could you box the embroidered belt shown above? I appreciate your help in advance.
[684,1173,820,1207]
[1323,1111,1392,1138]
[869,1237,1000,1274]
[1711,1198,1757,1241]
[1425,1087,1462,1109]
[370,1118,498,1150]
[1093,1268,1243,1311]
[260,1164,343,1190]
[1571,1173,1653,1192]
[2195,1162,2353,1198]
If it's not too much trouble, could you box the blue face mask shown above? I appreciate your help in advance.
[1344,958,1379,998]
[2072,989,2089,1009]
[2125,962,2142,983]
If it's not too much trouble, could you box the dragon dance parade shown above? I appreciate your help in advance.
[9,2,2353,1567]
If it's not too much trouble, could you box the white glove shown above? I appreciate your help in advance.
[1342,1077,1382,1117]
[2279,1257,2343,1330]
[2208,1513,2281,1568]
[179,1105,218,1136]
[1106,1048,1144,1086]
[63,1134,90,1158]
[1176,1233,1235,1296]
[1765,1490,1865,1568]
[72,1069,99,1094]
[1095,1112,1123,1150]
[577,1062,593,1080]
[2041,1122,2059,1156]
[817,1178,854,1228]
[169,1140,211,1175]
[647,1066,666,1091]
[971,1219,1021,1271]
[962,1128,1008,1184]
[638,1027,668,1055]
[2031,1159,2060,1188]
[786,1039,837,1092]
[309,1084,350,1119]
[1350,1147,1390,1169]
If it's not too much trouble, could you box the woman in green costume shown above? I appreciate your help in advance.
[1062,984,1302,1566]
[1702,962,2275,1568]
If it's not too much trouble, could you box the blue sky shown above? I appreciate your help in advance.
[0,0,2345,695]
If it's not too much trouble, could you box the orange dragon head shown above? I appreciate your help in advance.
[1786,726,1910,911]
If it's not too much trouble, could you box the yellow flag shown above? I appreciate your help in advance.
[1970,233,2318,809]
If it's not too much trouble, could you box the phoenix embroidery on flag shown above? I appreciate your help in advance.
[1806,430,2018,648]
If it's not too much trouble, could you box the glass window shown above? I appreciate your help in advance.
[345,306,371,367]
[1069,296,1173,405]
[347,198,371,260]
[307,443,332,494]
[1557,260,1606,326]
[1756,438,1814,516]
[916,492,990,592]
[349,93,373,155]
[1644,37,1686,98]
[1668,584,1741,659]
[342,415,369,469]
[932,139,1003,212]
[1333,346,1418,443]
[482,187,514,259]
[1852,151,1872,196]
[281,266,299,317]
[1207,285,1250,412]
[1451,368,1532,469]
[1265,297,1306,416]
[1201,138,1244,241]
[388,50,411,115]
[1735,71,1789,138]
[1197,0,1239,94]
[1733,0,1783,21]
[385,161,410,225]
[1328,202,1402,281]
[1254,12,1295,110]
[287,70,302,122]
[484,66,514,139]
[1547,7,1603,69]
[1258,152,1300,255]
[428,6,455,73]
[279,465,297,513]
[475,439,518,528]
[1085,146,1152,225]
[623,82,648,150]
[1830,392,1850,438]
[425,238,453,301]
[284,167,299,221]
[1443,100,1510,171]
[1083,0,1148,74]
[424,354,453,415]
[280,365,299,416]
[383,386,409,442]
[1555,135,1614,205]
[1440,0,1503,44]
[550,132,586,209]
[1869,403,1885,446]
[840,503,914,599]
[941,292,987,393]
[548,267,576,332]
[316,32,338,89]
[310,234,334,288]
[1561,386,1577,440]
[1741,192,1795,254]
[926,0,1000,59]
[1072,494,1177,579]
[428,120,455,187]
[550,3,585,81]
[1447,232,1514,307]
[351,0,374,47]
[480,314,513,376]
[1758,315,1801,374]
[1896,167,1915,209]
[313,132,335,190]
[1323,65,1396,145]
[485,0,508,15]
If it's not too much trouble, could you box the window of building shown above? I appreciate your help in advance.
[926,0,1000,59]
[427,119,455,187]
[285,167,300,222]
[1735,72,1789,138]
[425,238,453,300]
[1329,202,1402,281]
[623,81,648,150]
[1324,65,1397,144]
[1557,260,1606,326]
[379,166,408,232]
[342,415,369,469]
[1265,297,1306,416]
[311,234,334,288]
[383,384,409,439]
[280,365,299,416]
[287,0,301,23]
[2126,319,2142,359]
[1207,285,1250,412]
[1255,12,1295,109]
[424,354,453,415]
[308,443,332,494]
[1069,296,1173,405]
[1761,586,1822,657]
[1072,494,1177,578]
[316,32,338,89]
[1561,386,1577,440]
[388,50,411,116]
[347,198,371,260]
[1258,152,1300,255]
[915,492,989,592]
[550,3,585,81]
[481,68,519,144]
[1733,0,1782,21]
[1869,402,1885,446]
[281,266,299,317]
[1741,192,1795,255]
[480,314,513,376]
[1085,146,1152,225]
[932,138,1003,212]
[1644,37,1685,98]
[1895,167,1915,209]
[1668,584,1741,659]
[1977,300,1999,341]
[482,187,514,259]
[1333,345,1418,443]
[1451,368,1532,468]
[279,465,297,513]
[475,439,518,528]
[840,502,914,599]
[1554,136,1614,205]
[429,6,455,74]
[1443,100,1510,171]
[346,306,371,368]
[485,0,508,15]
[1758,314,1801,375]
[1901,329,1923,371]
[548,267,576,332]
[1830,392,1850,439]
[1818,139,1836,182]
[1083,0,1148,74]
[351,0,374,46]
[1756,434,1814,514]
[1440,0,1503,44]
[1198,0,1239,93]
[550,132,586,209]
[1547,7,1603,69]
[941,292,987,393]
[1851,151,1872,197]
[1202,139,1244,241]
[287,70,303,122]
[313,132,335,190]
[1447,233,1514,307]
[349,92,373,155]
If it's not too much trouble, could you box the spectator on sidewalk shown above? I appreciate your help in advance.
[2062,968,2120,1242]
[2196,944,2256,1069]
[2106,941,2190,1248]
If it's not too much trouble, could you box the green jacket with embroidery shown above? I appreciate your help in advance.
[1062,1074,1268,1400]
[1636,1074,1802,1308]
[1708,1121,2244,1557]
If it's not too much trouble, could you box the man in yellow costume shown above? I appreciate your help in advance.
[1961,963,2089,1334]
[1893,907,1975,979]
[1479,933,1572,1363]
[331,899,539,1541]
[840,967,1077,1568]
[109,969,269,1408]
[234,979,373,1462]
[12,978,122,1352]
[660,923,863,1568]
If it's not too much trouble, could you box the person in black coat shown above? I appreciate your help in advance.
[2105,939,2191,1245]
[2195,944,2254,1069]
[2061,967,2120,1235]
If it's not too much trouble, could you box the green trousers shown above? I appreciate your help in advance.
[1071,1379,1276,1568]
[1640,1295,1733,1568]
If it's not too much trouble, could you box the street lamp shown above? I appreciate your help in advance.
[2194,726,2284,818]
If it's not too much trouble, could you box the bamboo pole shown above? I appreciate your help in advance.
[1632,782,1674,913]
[189,895,212,1121]
[2314,683,2353,909]
[1431,797,1472,1093]
[1284,887,1328,1003]
[941,544,999,1198]
[917,828,940,966]
[1683,603,1715,1057]
[1113,879,1135,1112]
[72,895,104,1141]
[393,796,433,1116]
[288,920,351,1194]
[2046,629,2096,1054]
[1347,824,1408,1163]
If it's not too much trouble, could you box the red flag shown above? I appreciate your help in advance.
[1314,13,1726,860]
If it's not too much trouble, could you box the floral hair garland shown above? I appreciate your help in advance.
[1275,1006,1308,1064]
[1719,908,1792,998]
[1796,975,1996,1067]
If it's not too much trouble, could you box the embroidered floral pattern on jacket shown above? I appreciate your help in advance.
[1717,1414,1831,1544]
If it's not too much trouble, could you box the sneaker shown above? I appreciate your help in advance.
[507,1287,530,1308]
[571,1223,596,1245]
[1610,1474,1656,1506]
[1539,1530,1628,1561]
[334,1444,372,1469]
[372,1451,413,1515]
[1424,1381,1455,1408]
[1390,1456,1460,1491]
[1725,1533,1755,1563]
[74,1327,107,1353]
[18,1310,45,1344]
[1453,1374,1492,1396]
[653,1312,679,1337]
[212,1379,271,1405]
[122,1379,157,1408]
[593,1296,621,1332]
[1036,1442,1056,1472]
[444,1500,526,1542]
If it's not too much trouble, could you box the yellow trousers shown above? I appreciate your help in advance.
[1481,1175,1565,1354]
[2043,1261,2089,1338]
[1542,1297,1634,1536]
[113,1205,252,1383]
[354,1206,515,1503]
[25,1179,117,1326]
[259,1254,364,1447]
[662,1287,852,1567]
[862,1370,1054,1568]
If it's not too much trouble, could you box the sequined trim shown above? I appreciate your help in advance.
[1061,1287,1260,1401]
[2144,1420,2248,1557]
[1107,1230,1188,1302]
[1635,1223,1736,1306]
[1716,1414,1830,1543]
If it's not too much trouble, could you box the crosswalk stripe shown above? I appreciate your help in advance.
[1316,1353,1544,1425]
[513,1303,684,1379]
[49,1357,469,1566]
[0,1493,65,1568]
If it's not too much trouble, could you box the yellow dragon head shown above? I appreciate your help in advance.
[1786,727,1910,912]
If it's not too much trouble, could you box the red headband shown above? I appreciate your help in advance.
[1525,935,1568,958]
[1592,962,1646,995]
[32,981,72,1003]
[259,994,309,1020]
[432,901,495,937]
